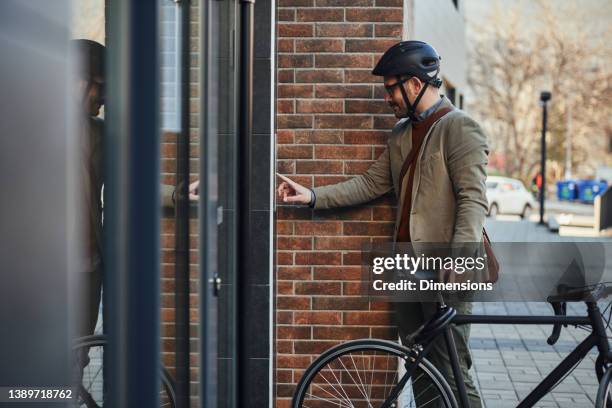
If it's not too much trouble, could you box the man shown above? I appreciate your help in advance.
[72,39,199,339]
[277,41,488,407]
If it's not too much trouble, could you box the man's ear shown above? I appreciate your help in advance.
[407,77,422,95]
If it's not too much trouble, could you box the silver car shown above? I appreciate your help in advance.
[486,176,536,219]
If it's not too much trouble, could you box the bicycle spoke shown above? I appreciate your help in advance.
[323,361,354,405]
[348,353,371,405]
[311,369,352,406]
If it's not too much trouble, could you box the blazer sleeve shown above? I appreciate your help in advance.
[312,144,393,209]
[445,115,489,243]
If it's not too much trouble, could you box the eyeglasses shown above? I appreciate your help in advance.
[384,78,408,96]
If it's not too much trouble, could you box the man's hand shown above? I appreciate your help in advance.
[189,180,199,201]
[276,173,312,205]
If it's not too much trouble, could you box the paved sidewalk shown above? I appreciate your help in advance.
[468,219,612,407]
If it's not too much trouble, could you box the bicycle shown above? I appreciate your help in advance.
[292,284,612,408]
[72,334,176,408]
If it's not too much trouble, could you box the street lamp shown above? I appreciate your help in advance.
[539,91,551,225]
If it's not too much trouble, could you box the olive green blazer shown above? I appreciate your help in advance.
[312,97,489,243]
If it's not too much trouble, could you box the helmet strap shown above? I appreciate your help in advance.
[397,75,430,121]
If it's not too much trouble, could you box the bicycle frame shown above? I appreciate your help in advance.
[432,301,612,408]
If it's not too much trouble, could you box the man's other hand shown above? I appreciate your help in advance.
[189,180,199,201]
[276,173,312,205]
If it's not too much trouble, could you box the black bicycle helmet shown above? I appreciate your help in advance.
[372,41,442,120]
[71,39,105,80]
[372,40,441,85]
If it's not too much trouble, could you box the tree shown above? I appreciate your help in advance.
[467,0,612,185]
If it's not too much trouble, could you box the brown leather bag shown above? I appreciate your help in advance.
[482,228,499,283]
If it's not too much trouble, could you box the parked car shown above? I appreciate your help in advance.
[486,176,536,219]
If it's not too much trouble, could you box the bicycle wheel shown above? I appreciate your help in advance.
[597,366,612,408]
[72,335,176,408]
[292,339,457,408]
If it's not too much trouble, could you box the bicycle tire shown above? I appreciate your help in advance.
[292,338,458,408]
[72,334,176,408]
[597,365,612,408]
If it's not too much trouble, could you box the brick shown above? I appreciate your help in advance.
[276,130,295,144]
[276,384,296,398]
[277,326,311,339]
[295,130,342,144]
[315,145,372,159]
[375,23,402,37]
[277,296,311,310]
[276,206,313,220]
[277,99,294,114]
[277,236,313,250]
[295,281,342,295]
[296,160,343,174]
[278,0,313,5]
[275,398,292,407]
[277,281,294,295]
[297,8,344,22]
[296,39,343,52]
[277,115,314,129]
[277,311,293,324]
[342,251,362,266]
[277,160,295,174]
[346,8,403,22]
[277,266,312,280]
[343,221,394,236]
[371,326,397,339]
[278,9,296,21]
[345,69,378,83]
[276,368,293,383]
[313,326,369,340]
[295,251,342,265]
[344,160,374,174]
[293,340,339,354]
[346,39,398,52]
[316,54,373,68]
[294,221,342,235]
[312,206,372,220]
[312,297,369,310]
[278,54,313,68]
[294,311,342,325]
[315,84,372,98]
[316,23,373,38]
[342,281,362,295]
[344,130,388,144]
[370,302,393,311]
[373,206,395,221]
[317,0,373,5]
[279,23,314,37]
[313,176,351,186]
[344,311,392,325]
[277,39,294,53]
[278,84,313,98]
[277,145,314,159]
[277,251,294,265]
[375,0,402,5]
[277,70,295,83]
[373,115,397,129]
[315,115,372,129]
[295,69,343,83]
[345,99,389,114]
[296,99,343,113]
[276,354,311,368]
[314,236,369,250]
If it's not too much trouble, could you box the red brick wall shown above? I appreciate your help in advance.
[275,1,404,406]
